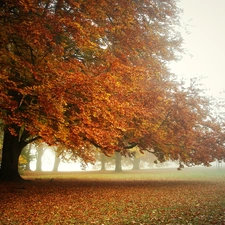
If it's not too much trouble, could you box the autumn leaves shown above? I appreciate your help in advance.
[0,0,224,180]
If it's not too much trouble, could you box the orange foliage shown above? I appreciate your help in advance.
[0,0,224,178]
[139,79,225,167]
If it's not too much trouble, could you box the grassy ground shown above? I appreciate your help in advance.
[1,167,225,224]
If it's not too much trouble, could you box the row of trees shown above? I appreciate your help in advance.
[19,144,170,172]
[19,143,224,172]
[0,0,225,180]
[19,143,61,172]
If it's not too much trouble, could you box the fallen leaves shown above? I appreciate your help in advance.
[1,170,225,224]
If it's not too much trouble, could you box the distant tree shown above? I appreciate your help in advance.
[100,153,106,171]
[52,145,65,172]
[92,152,116,171]
[115,151,122,172]
[35,142,50,172]
[18,154,27,172]
[35,145,44,172]
[53,152,61,172]
[131,157,141,170]
[20,144,34,171]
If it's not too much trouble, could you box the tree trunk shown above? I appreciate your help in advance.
[100,153,106,171]
[115,151,122,172]
[132,157,141,170]
[22,144,31,171]
[25,161,31,171]
[0,131,26,181]
[53,153,60,172]
[36,144,44,171]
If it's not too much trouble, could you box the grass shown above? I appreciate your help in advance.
[1,167,225,224]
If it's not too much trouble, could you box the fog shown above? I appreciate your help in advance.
[27,146,222,172]
[171,0,225,97]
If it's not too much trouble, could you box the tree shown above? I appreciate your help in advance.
[53,153,61,172]
[20,143,34,171]
[115,151,123,172]
[3,0,221,181]
[137,78,225,169]
[129,147,143,170]
[52,145,65,172]
[35,143,46,172]
[92,152,115,171]
[100,154,106,171]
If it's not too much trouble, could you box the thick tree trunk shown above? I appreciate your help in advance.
[0,131,26,181]
[132,157,141,170]
[115,151,122,172]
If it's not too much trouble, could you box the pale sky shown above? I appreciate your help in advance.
[170,0,225,97]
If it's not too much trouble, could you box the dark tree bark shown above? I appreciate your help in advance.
[115,151,122,172]
[0,130,27,181]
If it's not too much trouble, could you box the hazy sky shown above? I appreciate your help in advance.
[170,0,225,97]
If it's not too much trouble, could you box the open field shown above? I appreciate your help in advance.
[1,167,225,224]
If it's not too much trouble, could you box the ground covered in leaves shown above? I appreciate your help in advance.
[1,168,225,224]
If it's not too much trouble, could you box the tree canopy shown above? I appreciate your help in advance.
[0,0,224,180]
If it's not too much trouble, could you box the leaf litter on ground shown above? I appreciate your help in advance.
[1,168,225,224]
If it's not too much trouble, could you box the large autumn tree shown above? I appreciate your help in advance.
[1,0,223,180]
[0,0,183,180]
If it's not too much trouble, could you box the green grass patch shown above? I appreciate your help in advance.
[22,167,225,181]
